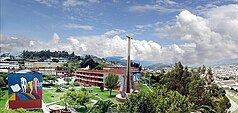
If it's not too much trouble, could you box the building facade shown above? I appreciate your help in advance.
[75,66,140,87]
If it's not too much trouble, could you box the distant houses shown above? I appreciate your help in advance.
[0,56,71,77]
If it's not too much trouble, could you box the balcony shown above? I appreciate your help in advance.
[77,74,104,79]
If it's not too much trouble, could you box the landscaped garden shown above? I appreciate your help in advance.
[43,87,118,103]
[43,88,65,103]
[42,86,119,112]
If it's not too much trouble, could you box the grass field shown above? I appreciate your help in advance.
[87,87,118,103]
[227,94,238,113]
[141,84,151,92]
[43,87,118,104]
[87,88,118,100]
[233,109,238,113]
[0,90,8,108]
[227,94,238,104]
[42,88,65,103]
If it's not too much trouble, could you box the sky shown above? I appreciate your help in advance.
[1,0,238,65]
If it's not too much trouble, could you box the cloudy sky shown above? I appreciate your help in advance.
[1,0,238,65]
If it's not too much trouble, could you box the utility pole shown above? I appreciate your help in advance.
[126,34,133,93]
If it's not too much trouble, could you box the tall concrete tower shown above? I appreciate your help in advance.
[126,34,133,93]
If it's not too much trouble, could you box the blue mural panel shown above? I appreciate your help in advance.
[8,72,43,109]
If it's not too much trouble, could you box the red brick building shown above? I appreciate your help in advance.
[75,66,139,87]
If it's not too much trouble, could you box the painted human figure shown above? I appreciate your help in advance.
[20,77,27,93]
[33,78,40,94]
[28,81,33,94]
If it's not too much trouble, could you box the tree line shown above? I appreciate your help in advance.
[21,50,81,60]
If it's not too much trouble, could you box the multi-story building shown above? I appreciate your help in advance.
[56,70,70,77]
[32,62,64,68]
[75,66,140,87]
[0,61,19,73]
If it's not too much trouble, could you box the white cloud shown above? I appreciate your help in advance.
[2,5,238,65]
[1,31,186,63]
[62,0,99,7]
[129,0,182,13]
[63,0,86,7]
[155,0,177,5]
[156,4,238,64]
[64,23,94,30]
[35,0,59,7]
[135,24,153,32]
[129,4,181,13]
[52,33,60,43]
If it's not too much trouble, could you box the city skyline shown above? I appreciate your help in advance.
[1,0,238,65]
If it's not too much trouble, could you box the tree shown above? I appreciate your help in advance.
[100,84,104,92]
[80,56,99,69]
[105,74,119,96]
[88,100,116,113]
[119,85,193,113]
[0,89,5,99]
[95,65,103,70]
[119,91,156,113]
[0,77,6,88]
[64,77,72,85]
[201,65,206,74]
[63,90,90,110]
[206,67,214,85]
[149,62,230,112]
[42,75,58,84]
[52,58,59,63]
[0,73,8,86]
[155,88,194,113]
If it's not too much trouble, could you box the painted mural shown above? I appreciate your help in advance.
[132,72,140,82]
[8,73,42,109]
[119,72,141,97]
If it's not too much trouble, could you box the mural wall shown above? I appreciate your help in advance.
[8,73,42,109]
[119,72,141,97]
[132,72,140,82]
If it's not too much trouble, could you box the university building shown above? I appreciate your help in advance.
[75,66,140,87]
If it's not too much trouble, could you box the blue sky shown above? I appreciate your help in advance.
[1,0,231,43]
[1,0,238,64]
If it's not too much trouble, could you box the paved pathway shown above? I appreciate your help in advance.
[42,101,50,113]
[5,100,8,109]
[45,100,63,106]
[226,91,238,112]
[42,100,63,113]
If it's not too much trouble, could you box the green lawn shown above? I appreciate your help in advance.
[42,88,65,103]
[141,84,151,92]
[0,90,8,108]
[227,94,238,104]
[233,109,238,113]
[87,88,118,100]
[86,87,118,103]
[55,101,65,106]
[43,87,118,104]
